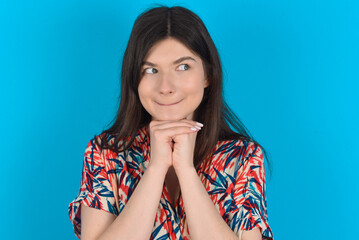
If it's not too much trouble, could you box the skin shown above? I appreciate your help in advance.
[138,37,209,171]
[80,37,261,240]
[138,37,208,122]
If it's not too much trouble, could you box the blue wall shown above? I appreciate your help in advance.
[1,0,358,239]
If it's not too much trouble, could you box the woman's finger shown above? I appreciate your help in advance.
[152,125,201,142]
[150,120,203,130]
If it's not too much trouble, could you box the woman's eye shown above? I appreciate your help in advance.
[177,64,190,71]
[144,68,158,74]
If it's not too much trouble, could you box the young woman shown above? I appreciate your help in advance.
[69,6,274,240]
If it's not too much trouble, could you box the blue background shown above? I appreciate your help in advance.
[1,0,358,239]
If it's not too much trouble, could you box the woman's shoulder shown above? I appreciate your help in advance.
[215,138,261,156]
[212,138,263,167]
[94,131,116,145]
[88,126,149,155]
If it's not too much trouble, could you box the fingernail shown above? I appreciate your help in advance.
[190,127,198,131]
[194,125,201,130]
[196,122,204,127]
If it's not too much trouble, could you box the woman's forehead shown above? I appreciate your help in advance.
[143,38,201,64]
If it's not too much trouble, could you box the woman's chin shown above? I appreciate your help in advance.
[152,117,182,121]
[152,113,192,121]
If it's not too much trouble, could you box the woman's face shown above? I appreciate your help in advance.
[138,37,209,121]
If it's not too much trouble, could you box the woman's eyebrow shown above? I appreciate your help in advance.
[142,56,196,67]
[173,56,196,65]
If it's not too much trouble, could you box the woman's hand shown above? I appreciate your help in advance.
[148,119,202,171]
[171,119,202,171]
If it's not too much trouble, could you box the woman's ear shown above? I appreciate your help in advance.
[204,78,209,88]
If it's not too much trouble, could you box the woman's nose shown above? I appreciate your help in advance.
[158,72,175,95]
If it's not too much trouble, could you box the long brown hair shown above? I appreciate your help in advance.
[95,6,272,178]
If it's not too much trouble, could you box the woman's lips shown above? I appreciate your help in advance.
[156,99,183,106]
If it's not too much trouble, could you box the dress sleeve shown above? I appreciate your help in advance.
[229,143,274,240]
[68,138,119,239]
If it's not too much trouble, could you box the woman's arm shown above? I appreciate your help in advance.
[242,228,261,240]
[81,164,168,240]
[175,167,261,240]
[81,120,199,239]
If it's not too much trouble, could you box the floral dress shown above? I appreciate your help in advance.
[68,126,274,239]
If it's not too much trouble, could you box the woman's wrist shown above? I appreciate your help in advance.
[147,162,170,175]
[174,165,196,179]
